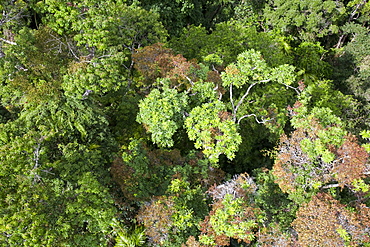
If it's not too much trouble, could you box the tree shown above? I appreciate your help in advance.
[138,0,238,36]
[137,49,299,164]
[292,192,370,246]
[0,89,118,245]
[273,101,369,203]
[0,130,117,246]
[136,178,209,246]
[198,173,264,246]
[33,0,168,100]
[263,0,346,43]
[170,20,293,67]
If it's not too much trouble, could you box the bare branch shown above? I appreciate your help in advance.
[185,75,194,86]
[280,82,300,94]
[237,113,274,125]
[230,83,235,121]
[321,183,340,189]
[232,81,260,121]
[0,37,17,45]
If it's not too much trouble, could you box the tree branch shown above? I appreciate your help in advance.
[321,183,340,189]
[237,114,274,125]
[0,37,17,45]
[230,83,235,121]
[232,81,260,121]
[280,82,301,94]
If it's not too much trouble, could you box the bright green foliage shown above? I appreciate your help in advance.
[62,54,128,98]
[221,49,296,88]
[185,101,241,164]
[137,49,299,165]
[361,130,370,152]
[199,174,264,246]
[190,81,220,103]
[221,49,271,88]
[352,178,370,195]
[221,49,296,135]
[298,80,354,117]
[204,194,258,243]
[112,221,146,247]
[137,83,188,147]
[166,179,209,245]
[291,106,347,159]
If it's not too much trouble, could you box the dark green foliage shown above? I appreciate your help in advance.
[253,169,297,229]
[138,0,238,36]
[263,0,346,42]
[0,123,117,246]
[170,20,293,66]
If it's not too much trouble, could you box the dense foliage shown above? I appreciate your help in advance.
[1,0,369,246]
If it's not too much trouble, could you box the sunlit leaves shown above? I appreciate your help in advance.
[221,49,270,88]
[273,102,369,202]
[37,0,168,51]
[185,101,241,164]
[137,83,188,147]
[199,174,263,246]
[62,54,128,97]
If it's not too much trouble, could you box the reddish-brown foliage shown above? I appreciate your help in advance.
[272,129,313,194]
[292,193,370,246]
[273,122,368,194]
[136,196,175,245]
[132,43,172,83]
[110,147,184,202]
[182,236,202,247]
[333,135,369,188]
[110,156,136,201]
[256,223,298,247]
[133,43,199,87]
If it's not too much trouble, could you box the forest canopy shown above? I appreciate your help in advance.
[0,0,369,246]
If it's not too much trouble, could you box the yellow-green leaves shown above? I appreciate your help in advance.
[185,101,241,164]
[221,49,270,89]
[137,84,188,147]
